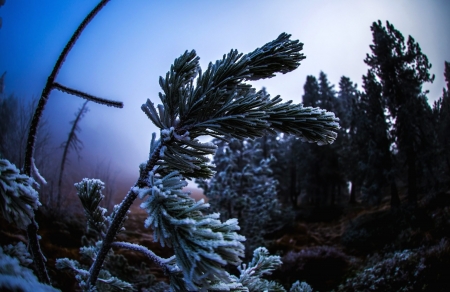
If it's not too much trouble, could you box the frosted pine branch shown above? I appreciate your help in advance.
[75,178,109,236]
[137,170,245,290]
[86,33,340,290]
[0,159,40,230]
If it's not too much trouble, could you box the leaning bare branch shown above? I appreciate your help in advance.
[21,0,112,284]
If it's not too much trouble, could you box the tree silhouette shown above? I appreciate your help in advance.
[365,20,434,205]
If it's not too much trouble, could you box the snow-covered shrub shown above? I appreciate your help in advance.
[338,239,450,292]
[199,137,293,256]
[337,250,425,292]
[0,159,40,229]
[0,243,59,292]
[231,247,313,292]
[290,281,313,292]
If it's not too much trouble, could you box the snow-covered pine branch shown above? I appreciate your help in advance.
[60,32,339,291]
[0,159,41,230]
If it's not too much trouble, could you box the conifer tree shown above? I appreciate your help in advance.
[359,71,400,207]
[302,75,320,108]
[271,134,302,207]
[300,75,325,206]
[365,20,434,205]
[300,72,343,207]
[336,76,361,204]
[433,61,450,188]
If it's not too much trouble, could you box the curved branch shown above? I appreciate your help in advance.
[111,241,177,275]
[88,142,163,288]
[24,0,111,175]
[22,0,112,284]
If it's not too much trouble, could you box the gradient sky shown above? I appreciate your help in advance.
[1,0,450,186]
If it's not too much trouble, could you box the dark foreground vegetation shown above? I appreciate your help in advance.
[2,187,450,291]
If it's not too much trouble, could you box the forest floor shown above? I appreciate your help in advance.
[1,190,450,291]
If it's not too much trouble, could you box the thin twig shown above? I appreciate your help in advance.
[54,82,123,108]
[111,241,177,275]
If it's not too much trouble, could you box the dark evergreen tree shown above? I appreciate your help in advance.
[255,132,299,206]
[318,71,337,112]
[319,72,344,206]
[433,61,450,189]
[300,75,323,206]
[298,72,345,207]
[360,71,400,207]
[271,134,303,207]
[336,76,361,204]
[302,75,320,107]
[365,20,435,205]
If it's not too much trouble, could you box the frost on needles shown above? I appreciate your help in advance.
[134,32,339,290]
[29,32,339,291]
[0,159,41,230]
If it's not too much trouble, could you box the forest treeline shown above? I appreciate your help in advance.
[200,21,450,220]
[1,21,448,215]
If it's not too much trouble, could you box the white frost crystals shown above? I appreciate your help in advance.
[137,170,246,290]
[0,159,41,230]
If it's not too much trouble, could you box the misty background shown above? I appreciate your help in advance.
[1,0,450,206]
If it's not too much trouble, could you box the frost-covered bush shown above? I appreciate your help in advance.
[337,250,424,292]
[0,159,40,229]
[290,281,313,292]
[337,239,450,292]
[0,243,59,292]
[278,246,351,291]
[199,137,293,256]
[231,247,313,292]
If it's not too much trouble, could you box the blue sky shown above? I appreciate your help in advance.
[1,0,449,185]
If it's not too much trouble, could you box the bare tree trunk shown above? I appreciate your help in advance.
[57,101,89,209]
